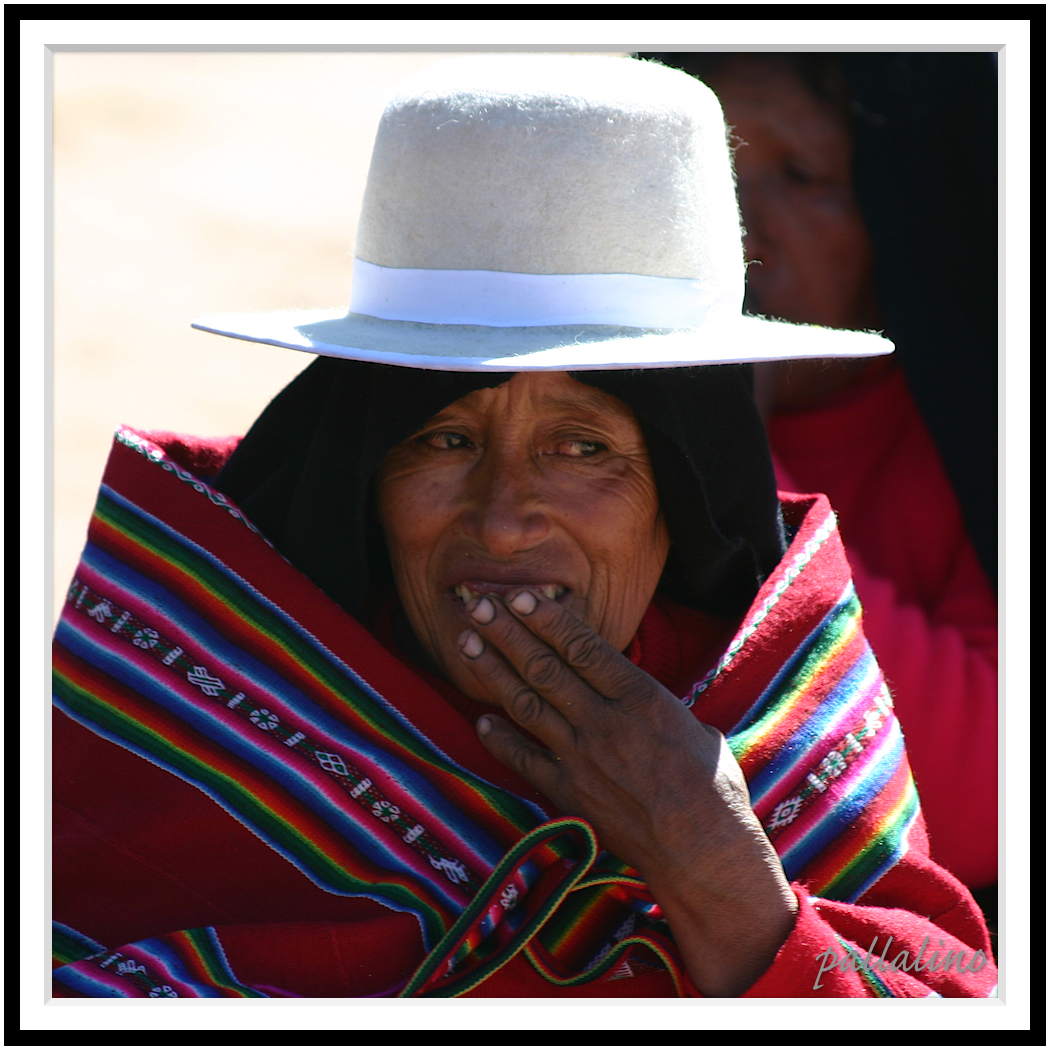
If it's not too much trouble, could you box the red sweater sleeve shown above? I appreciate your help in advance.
[768,368,997,888]
[737,826,996,997]
[743,888,996,997]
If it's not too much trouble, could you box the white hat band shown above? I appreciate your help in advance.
[349,259,737,329]
[195,57,894,369]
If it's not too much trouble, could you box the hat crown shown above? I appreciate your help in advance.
[194,54,894,370]
[355,55,744,305]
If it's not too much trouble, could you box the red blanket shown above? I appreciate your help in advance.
[52,430,996,997]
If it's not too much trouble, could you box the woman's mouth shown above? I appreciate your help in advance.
[452,582,568,603]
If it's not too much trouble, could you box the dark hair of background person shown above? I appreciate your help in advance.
[637,52,998,592]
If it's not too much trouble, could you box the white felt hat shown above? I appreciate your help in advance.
[193,55,892,371]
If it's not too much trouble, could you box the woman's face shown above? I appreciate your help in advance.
[704,56,880,331]
[377,371,670,702]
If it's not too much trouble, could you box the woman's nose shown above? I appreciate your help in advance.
[737,179,778,267]
[460,457,551,557]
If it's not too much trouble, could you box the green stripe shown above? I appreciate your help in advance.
[837,936,896,997]
[52,925,105,965]
[181,928,265,997]
[400,819,599,998]
[53,663,449,944]
[818,778,920,900]
[728,597,861,760]
[94,493,541,832]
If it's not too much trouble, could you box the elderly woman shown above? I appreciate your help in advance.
[52,56,995,998]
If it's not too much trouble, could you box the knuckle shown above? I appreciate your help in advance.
[561,628,606,671]
[509,741,539,778]
[606,688,647,717]
[508,684,546,727]
[521,649,563,691]
[507,742,559,794]
[608,669,658,711]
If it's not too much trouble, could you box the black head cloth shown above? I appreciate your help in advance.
[214,357,786,620]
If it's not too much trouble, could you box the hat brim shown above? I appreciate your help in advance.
[191,309,893,371]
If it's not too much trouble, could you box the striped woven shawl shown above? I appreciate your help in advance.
[52,428,919,997]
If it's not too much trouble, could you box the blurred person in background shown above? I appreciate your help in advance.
[638,53,998,913]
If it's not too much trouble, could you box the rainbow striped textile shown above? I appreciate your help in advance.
[52,428,919,997]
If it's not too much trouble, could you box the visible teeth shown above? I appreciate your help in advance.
[454,583,563,603]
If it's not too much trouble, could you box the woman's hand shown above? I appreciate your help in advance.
[457,588,798,997]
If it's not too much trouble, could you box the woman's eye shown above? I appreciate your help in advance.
[423,431,473,451]
[553,440,605,458]
[784,162,840,190]
[784,163,817,186]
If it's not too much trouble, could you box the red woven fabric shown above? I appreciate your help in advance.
[52,431,997,997]
[767,366,997,888]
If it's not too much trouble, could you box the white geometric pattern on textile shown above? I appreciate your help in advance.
[863,708,885,738]
[316,752,349,776]
[249,708,280,730]
[820,750,847,779]
[768,796,803,830]
[429,855,470,885]
[372,800,400,822]
[187,666,226,697]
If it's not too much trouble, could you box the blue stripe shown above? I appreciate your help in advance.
[55,616,473,915]
[96,483,550,821]
[747,648,881,806]
[777,722,906,882]
[728,583,858,737]
[197,926,261,994]
[77,538,518,874]
[52,920,106,958]
[52,963,126,997]
[132,938,225,998]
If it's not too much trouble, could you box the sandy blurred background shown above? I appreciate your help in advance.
[52,52,617,623]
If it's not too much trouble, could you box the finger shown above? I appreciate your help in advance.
[457,628,577,750]
[463,595,602,722]
[501,589,658,706]
[476,712,564,800]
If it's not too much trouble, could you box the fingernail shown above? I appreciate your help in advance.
[458,630,484,659]
[477,715,492,736]
[509,590,538,615]
[469,596,495,624]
